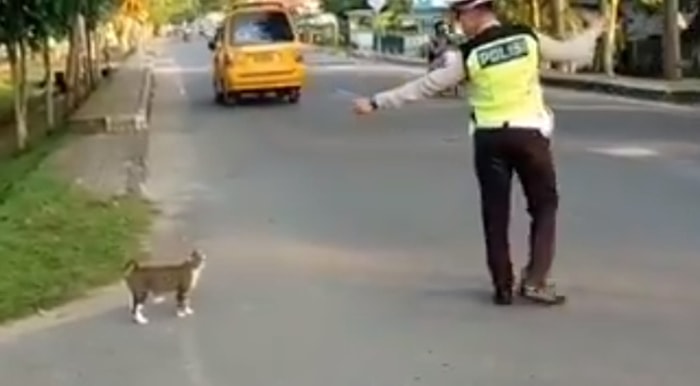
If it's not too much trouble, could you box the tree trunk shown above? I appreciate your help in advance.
[119,17,135,52]
[663,0,682,79]
[7,41,29,151]
[77,15,89,98]
[530,0,541,29]
[42,36,55,129]
[601,0,620,76]
[85,28,96,89]
[552,0,567,71]
[94,24,106,79]
[66,17,81,109]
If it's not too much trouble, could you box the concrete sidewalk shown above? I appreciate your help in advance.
[348,49,700,104]
[50,49,156,199]
[70,51,153,133]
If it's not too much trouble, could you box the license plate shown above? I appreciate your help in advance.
[252,53,274,62]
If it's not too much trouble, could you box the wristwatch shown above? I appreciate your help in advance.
[369,96,379,110]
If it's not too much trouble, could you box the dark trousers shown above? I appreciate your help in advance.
[473,128,559,290]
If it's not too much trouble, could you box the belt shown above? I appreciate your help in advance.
[475,117,550,130]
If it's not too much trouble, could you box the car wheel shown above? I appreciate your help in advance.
[287,88,300,104]
[223,91,237,106]
[214,79,226,104]
[215,90,225,104]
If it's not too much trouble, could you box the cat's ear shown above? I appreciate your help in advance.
[191,249,206,261]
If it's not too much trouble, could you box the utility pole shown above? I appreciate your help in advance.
[663,0,682,80]
[552,0,565,38]
[552,0,566,71]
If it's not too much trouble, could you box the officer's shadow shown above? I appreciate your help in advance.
[422,288,492,305]
[421,278,496,306]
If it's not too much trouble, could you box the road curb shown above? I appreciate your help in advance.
[538,72,700,104]
[346,50,700,105]
[70,66,155,134]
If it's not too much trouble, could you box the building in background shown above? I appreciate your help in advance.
[292,0,322,15]
[274,0,321,15]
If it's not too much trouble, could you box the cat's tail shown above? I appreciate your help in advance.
[123,259,139,273]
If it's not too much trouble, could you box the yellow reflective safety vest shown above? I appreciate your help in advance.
[460,24,546,129]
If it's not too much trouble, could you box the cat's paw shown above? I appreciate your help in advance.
[133,312,149,325]
[176,306,194,318]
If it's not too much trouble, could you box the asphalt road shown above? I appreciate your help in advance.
[2,40,700,385]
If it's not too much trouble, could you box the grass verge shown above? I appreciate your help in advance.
[0,131,152,324]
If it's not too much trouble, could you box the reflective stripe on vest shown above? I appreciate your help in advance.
[461,25,545,128]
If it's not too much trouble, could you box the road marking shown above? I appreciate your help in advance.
[154,66,210,74]
[171,69,188,96]
[152,57,177,66]
[158,60,189,97]
[586,146,660,158]
[176,74,187,96]
[333,88,361,98]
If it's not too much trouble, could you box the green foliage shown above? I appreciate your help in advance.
[0,132,152,323]
[381,0,411,29]
[386,0,411,14]
[0,0,44,45]
[0,0,118,48]
[199,0,224,12]
[150,0,199,26]
[493,0,586,35]
[321,0,368,16]
[83,0,119,30]
[493,0,532,26]
[25,0,73,51]
[636,0,663,11]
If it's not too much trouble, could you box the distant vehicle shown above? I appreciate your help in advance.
[209,0,306,105]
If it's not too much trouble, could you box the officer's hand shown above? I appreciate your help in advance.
[353,98,375,115]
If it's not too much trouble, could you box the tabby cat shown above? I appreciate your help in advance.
[124,249,206,325]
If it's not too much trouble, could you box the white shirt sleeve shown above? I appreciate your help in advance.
[373,50,466,110]
[536,24,604,66]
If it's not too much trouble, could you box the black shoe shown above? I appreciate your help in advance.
[518,282,567,306]
[492,288,513,306]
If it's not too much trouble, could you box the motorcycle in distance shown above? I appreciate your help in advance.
[179,24,193,42]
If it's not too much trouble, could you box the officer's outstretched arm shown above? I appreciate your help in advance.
[536,19,606,65]
[372,51,465,110]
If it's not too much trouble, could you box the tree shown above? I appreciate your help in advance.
[598,0,621,76]
[494,0,585,36]
[29,0,74,129]
[149,0,200,33]
[199,0,223,12]
[83,0,119,87]
[0,0,120,151]
[117,0,147,51]
[0,0,46,150]
[321,0,367,16]
[62,0,119,109]
[495,0,596,72]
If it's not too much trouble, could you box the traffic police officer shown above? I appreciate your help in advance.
[353,0,606,306]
